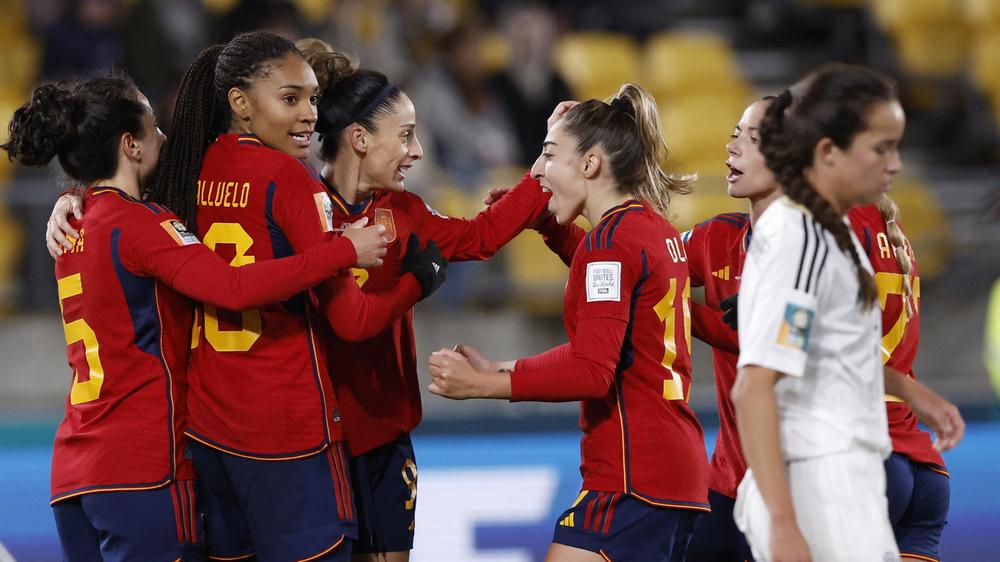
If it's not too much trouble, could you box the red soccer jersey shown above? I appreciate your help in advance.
[511,201,709,509]
[682,212,750,498]
[321,173,549,455]
[848,205,945,470]
[187,134,360,459]
[52,188,196,502]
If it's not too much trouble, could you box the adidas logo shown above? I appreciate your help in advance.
[712,265,731,281]
[558,513,575,527]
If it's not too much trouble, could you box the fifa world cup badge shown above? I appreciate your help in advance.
[375,208,397,243]
[778,302,815,351]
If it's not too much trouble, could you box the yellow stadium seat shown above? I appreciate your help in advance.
[479,31,510,76]
[658,92,751,177]
[0,201,24,315]
[873,0,961,28]
[554,33,640,101]
[887,177,952,278]
[0,36,41,95]
[202,0,240,15]
[890,27,967,78]
[293,0,334,24]
[642,31,747,100]
[970,31,1000,91]
[500,230,568,315]
[962,0,1000,28]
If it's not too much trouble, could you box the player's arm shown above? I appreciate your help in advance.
[884,366,964,451]
[417,172,550,261]
[125,212,359,310]
[731,365,812,562]
[314,233,446,341]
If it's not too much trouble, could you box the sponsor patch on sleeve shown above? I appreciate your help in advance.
[315,192,335,232]
[586,261,621,302]
[160,220,200,246]
[777,302,815,351]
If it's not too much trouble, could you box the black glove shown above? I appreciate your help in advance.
[720,293,738,330]
[401,233,447,300]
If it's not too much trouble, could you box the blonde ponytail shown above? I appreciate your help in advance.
[611,84,695,218]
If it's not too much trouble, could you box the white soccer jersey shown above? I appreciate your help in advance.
[737,197,891,461]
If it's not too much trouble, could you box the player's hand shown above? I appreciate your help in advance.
[770,519,812,562]
[342,217,388,268]
[905,379,965,452]
[547,100,579,130]
[721,293,738,330]
[46,193,84,258]
[453,344,498,372]
[401,233,448,300]
[428,348,483,399]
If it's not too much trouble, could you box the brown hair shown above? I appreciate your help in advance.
[561,83,694,218]
[759,64,898,307]
[296,38,355,94]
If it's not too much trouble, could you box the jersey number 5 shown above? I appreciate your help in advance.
[58,273,105,405]
[653,277,692,402]
[201,223,262,352]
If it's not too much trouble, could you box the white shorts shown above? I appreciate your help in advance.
[734,449,900,562]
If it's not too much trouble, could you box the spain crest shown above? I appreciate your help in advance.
[375,208,397,243]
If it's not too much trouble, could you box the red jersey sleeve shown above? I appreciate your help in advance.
[510,237,640,401]
[414,173,550,261]
[118,208,357,310]
[681,222,708,288]
[534,214,586,266]
[515,342,572,371]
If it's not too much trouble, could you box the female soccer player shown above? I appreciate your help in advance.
[298,38,552,562]
[2,74,393,561]
[119,31,442,561]
[731,63,963,562]
[684,96,954,562]
[427,84,710,562]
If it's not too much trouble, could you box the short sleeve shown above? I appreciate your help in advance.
[736,213,820,378]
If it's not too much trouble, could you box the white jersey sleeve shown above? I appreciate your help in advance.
[737,202,829,377]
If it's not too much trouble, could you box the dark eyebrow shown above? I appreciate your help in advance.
[278,84,306,91]
[542,141,557,148]
[747,126,759,132]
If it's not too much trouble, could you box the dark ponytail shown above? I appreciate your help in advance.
[758,63,896,307]
[315,68,401,161]
[2,74,145,184]
[145,31,303,227]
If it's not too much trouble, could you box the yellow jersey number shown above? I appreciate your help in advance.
[875,271,920,402]
[653,277,692,402]
[57,273,106,405]
[199,223,262,352]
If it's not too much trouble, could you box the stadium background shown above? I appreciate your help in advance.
[0,0,998,560]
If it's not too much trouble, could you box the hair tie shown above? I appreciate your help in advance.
[609,96,631,114]
[342,83,397,132]
[885,218,896,225]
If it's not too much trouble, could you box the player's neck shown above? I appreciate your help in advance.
[88,169,141,200]
[582,180,630,227]
[748,189,782,225]
[321,159,370,206]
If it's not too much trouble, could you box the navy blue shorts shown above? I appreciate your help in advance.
[52,480,203,562]
[885,452,950,562]
[189,441,357,561]
[686,489,753,561]
[349,433,418,554]
[551,490,697,561]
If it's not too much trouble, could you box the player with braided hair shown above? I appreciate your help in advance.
[730,63,964,562]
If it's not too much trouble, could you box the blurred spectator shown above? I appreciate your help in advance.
[489,1,572,166]
[213,0,302,42]
[40,0,124,80]
[410,19,518,188]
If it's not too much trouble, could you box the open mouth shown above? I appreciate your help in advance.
[726,161,744,183]
[396,165,411,180]
[290,131,312,147]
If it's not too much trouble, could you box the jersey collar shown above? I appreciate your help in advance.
[88,185,136,201]
[321,175,374,216]
[597,199,644,226]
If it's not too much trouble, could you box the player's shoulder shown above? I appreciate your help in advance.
[581,201,656,255]
[683,212,750,244]
[88,187,174,220]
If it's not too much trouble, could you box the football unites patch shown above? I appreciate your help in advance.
[160,220,200,246]
[586,261,621,302]
[778,302,815,351]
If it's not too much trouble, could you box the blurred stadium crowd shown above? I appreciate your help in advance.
[0,0,998,420]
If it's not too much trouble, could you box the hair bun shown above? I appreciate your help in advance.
[3,84,80,166]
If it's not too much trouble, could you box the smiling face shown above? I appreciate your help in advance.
[237,52,319,159]
[726,100,777,200]
[530,120,587,224]
[356,93,423,191]
[827,99,905,208]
